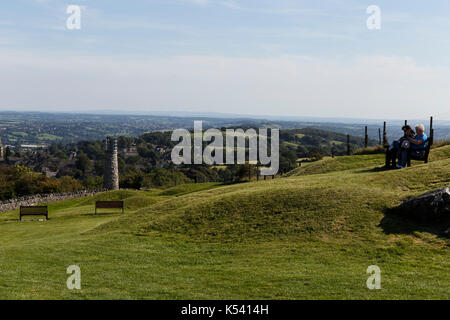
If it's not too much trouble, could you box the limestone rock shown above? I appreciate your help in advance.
[395,186,450,221]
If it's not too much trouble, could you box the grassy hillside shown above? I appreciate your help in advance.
[0,146,449,299]
[287,143,450,177]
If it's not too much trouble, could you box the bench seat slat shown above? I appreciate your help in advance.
[94,201,125,215]
[20,207,48,214]
[95,201,124,209]
[20,206,48,220]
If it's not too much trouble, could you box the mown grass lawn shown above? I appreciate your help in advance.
[0,148,449,300]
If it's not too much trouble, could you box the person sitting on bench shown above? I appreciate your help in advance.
[386,125,415,168]
[397,124,428,168]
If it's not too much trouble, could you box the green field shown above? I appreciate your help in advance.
[36,133,63,141]
[0,147,449,299]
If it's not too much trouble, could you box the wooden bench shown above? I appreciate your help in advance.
[20,206,48,221]
[384,117,434,168]
[95,201,124,215]
[406,131,433,167]
[406,124,434,167]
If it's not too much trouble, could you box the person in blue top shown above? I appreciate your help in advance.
[397,124,428,168]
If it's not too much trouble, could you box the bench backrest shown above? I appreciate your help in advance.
[20,206,48,214]
[95,201,124,209]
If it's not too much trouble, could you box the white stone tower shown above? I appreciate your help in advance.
[0,136,4,161]
[103,137,119,190]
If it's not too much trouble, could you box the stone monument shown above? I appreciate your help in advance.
[0,136,4,161]
[103,137,119,190]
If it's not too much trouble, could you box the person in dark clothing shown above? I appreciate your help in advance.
[385,125,415,168]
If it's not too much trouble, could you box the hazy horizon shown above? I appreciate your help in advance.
[1,1,450,120]
[1,108,447,126]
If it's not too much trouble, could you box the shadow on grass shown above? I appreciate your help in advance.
[356,166,391,174]
[82,212,124,216]
[379,207,450,238]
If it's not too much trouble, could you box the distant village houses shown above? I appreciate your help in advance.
[20,144,48,151]
[121,145,138,157]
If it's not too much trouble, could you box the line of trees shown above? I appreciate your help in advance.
[0,166,83,200]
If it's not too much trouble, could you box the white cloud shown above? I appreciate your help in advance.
[218,1,322,16]
[181,0,209,6]
[220,1,240,10]
[0,52,448,119]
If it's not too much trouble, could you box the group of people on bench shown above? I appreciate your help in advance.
[386,124,428,169]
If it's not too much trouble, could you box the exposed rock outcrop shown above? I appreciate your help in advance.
[395,186,450,221]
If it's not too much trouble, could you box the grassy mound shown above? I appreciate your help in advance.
[158,182,222,196]
[287,154,384,176]
[97,154,449,242]
[429,144,450,161]
[132,185,389,241]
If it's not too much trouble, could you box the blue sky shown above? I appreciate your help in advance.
[1,0,450,119]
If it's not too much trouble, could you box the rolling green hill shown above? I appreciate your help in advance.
[0,146,449,299]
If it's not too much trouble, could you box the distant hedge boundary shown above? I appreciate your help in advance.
[0,189,106,214]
